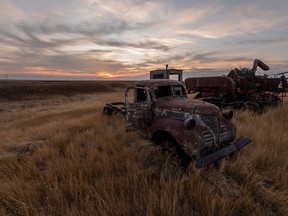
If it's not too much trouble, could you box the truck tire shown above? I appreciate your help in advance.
[103,105,113,116]
[157,136,179,156]
[156,136,191,167]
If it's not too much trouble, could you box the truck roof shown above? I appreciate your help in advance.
[135,79,183,88]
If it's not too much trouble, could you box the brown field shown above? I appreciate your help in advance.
[0,81,287,215]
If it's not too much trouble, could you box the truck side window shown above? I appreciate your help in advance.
[136,89,146,102]
[172,86,186,96]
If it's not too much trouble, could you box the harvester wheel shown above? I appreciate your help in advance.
[243,100,260,112]
[271,95,281,106]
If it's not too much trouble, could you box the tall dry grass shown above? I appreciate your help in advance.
[0,91,287,215]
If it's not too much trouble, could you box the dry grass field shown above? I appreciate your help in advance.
[0,81,287,215]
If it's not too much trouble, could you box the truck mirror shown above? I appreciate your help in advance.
[184,118,196,130]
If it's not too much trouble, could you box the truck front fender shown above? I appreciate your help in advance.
[149,117,201,157]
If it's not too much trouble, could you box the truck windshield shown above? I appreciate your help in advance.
[154,85,186,98]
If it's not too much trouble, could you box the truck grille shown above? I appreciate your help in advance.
[200,115,220,147]
[202,130,214,147]
[220,125,228,143]
[201,115,219,136]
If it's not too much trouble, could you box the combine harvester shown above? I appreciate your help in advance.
[185,59,287,112]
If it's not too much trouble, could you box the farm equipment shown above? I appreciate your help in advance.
[103,102,125,116]
[274,71,288,88]
[150,64,183,82]
[185,59,287,112]
[103,79,251,168]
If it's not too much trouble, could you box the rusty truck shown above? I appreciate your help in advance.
[103,79,251,168]
[185,59,287,112]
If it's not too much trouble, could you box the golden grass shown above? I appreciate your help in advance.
[0,86,287,215]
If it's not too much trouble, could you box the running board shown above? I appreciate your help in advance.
[195,136,252,168]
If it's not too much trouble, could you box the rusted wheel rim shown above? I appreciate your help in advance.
[160,140,178,155]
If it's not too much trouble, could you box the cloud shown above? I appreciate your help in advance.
[1,0,288,79]
[94,39,170,51]
[84,0,161,22]
[0,48,128,77]
[162,1,288,39]
[234,37,288,45]
[14,19,137,38]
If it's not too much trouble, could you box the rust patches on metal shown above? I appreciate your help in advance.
[185,59,286,112]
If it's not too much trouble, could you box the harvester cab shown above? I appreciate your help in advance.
[150,65,183,82]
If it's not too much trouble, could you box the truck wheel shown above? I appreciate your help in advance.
[103,105,113,116]
[157,137,191,167]
[158,137,179,156]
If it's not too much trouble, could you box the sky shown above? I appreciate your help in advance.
[0,0,288,80]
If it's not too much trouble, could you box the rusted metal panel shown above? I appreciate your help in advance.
[136,79,183,89]
[195,136,252,168]
[252,59,269,73]
[185,59,285,110]
[156,98,220,115]
[150,65,183,82]
[125,86,152,135]
[103,102,125,115]
[185,76,237,97]
[254,77,281,92]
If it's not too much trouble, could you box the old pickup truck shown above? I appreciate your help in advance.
[103,79,251,168]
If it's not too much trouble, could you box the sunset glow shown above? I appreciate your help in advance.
[1,0,288,80]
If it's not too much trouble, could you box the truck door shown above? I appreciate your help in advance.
[125,86,152,137]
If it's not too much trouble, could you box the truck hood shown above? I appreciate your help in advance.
[155,98,220,116]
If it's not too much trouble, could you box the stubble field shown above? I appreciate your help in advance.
[0,81,287,216]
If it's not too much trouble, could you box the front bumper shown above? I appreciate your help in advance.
[195,136,252,168]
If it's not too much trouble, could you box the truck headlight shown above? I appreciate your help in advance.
[184,118,196,130]
[222,110,233,120]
